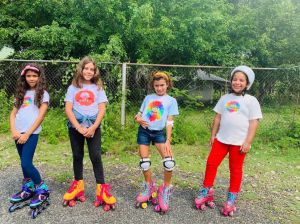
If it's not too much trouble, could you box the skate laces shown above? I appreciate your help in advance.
[141,182,152,197]
[197,187,209,199]
[227,192,237,205]
[103,184,112,197]
[67,181,78,193]
[162,186,173,205]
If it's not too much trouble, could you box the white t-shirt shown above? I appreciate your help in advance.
[214,93,262,145]
[139,94,179,131]
[15,90,50,134]
[65,84,108,116]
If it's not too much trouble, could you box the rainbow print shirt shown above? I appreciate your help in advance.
[139,94,179,130]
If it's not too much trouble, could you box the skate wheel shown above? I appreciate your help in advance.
[200,204,206,210]
[111,204,116,210]
[135,202,140,209]
[63,200,68,207]
[31,209,38,219]
[154,205,161,212]
[103,204,110,211]
[69,200,76,207]
[152,192,157,198]
[151,198,157,205]
[195,204,200,209]
[8,205,16,213]
[229,211,234,216]
[79,196,86,202]
[208,201,215,209]
[141,202,147,209]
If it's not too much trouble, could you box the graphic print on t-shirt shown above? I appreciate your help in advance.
[226,101,240,112]
[21,96,33,108]
[146,100,164,122]
[75,90,95,106]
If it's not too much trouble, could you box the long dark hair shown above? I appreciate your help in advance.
[15,63,47,109]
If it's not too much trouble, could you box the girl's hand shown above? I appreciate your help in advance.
[84,126,96,138]
[136,116,149,129]
[210,136,216,146]
[164,139,173,157]
[240,142,251,154]
[77,126,88,136]
[17,133,30,144]
[12,130,21,140]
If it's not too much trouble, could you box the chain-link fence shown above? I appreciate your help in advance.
[0,59,299,130]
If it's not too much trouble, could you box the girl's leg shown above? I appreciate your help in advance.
[139,144,152,183]
[203,139,229,188]
[228,145,246,192]
[19,134,41,184]
[86,128,105,184]
[68,128,85,181]
[155,143,172,186]
[15,142,29,179]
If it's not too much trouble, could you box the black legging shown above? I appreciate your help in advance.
[68,127,105,184]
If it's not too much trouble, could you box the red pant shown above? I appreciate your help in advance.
[203,139,246,193]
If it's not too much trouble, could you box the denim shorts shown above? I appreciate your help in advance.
[137,126,166,145]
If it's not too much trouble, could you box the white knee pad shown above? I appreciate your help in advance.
[140,158,151,171]
[163,157,176,171]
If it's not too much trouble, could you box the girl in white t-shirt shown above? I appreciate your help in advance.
[194,66,262,217]
[9,63,50,217]
[63,56,116,211]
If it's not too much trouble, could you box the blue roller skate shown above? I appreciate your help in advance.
[9,178,35,213]
[30,182,50,219]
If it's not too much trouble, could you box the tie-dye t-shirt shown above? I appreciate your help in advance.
[65,84,108,116]
[139,94,179,131]
[213,93,262,145]
[15,90,50,134]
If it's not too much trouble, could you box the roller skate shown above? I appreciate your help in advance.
[63,180,86,207]
[154,184,173,214]
[30,182,50,219]
[94,183,117,211]
[221,192,238,217]
[194,187,215,210]
[135,181,157,209]
[8,178,35,213]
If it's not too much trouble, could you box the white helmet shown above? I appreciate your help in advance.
[230,65,255,90]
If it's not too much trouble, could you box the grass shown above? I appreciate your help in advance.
[0,105,299,221]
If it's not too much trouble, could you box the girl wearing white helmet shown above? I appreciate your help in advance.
[195,65,262,217]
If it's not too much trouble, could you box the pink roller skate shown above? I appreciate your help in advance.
[154,184,173,214]
[135,181,157,209]
[195,187,215,210]
[221,192,238,216]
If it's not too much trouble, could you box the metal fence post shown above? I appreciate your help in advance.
[121,63,127,128]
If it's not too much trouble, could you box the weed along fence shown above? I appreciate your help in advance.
[0,59,299,146]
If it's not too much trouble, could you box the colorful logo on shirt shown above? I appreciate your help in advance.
[226,101,240,112]
[146,100,164,122]
[75,90,95,106]
[21,96,33,108]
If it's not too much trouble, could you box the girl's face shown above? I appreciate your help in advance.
[153,78,168,96]
[82,62,96,84]
[25,70,39,89]
[231,72,248,94]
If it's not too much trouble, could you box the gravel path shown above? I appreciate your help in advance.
[0,165,280,224]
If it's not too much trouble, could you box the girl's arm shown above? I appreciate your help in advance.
[17,102,48,144]
[165,115,174,157]
[65,102,87,135]
[210,113,221,145]
[84,102,106,138]
[10,107,21,140]
[240,119,259,153]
